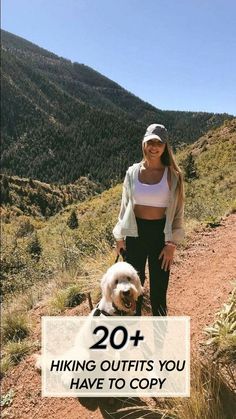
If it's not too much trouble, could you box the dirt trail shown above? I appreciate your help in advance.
[1,214,235,419]
[168,213,235,348]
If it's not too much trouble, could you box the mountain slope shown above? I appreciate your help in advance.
[1,119,235,225]
[1,29,233,185]
[178,118,236,223]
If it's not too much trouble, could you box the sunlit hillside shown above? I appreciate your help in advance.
[178,118,236,225]
[1,121,236,419]
[1,118,235,301]
[1,29,233,186]
[0,174,103,218]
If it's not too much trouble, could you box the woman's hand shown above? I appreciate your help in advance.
[115,239,126,255]
[158,243,176,271]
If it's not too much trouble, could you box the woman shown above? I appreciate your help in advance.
[113,124,184,316]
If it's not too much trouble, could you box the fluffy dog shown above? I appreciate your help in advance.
[35,261,143,371]
[93,261,143,316]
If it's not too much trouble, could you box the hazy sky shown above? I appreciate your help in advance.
[2,0,236,115]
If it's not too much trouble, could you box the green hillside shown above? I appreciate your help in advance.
[179,118,236,225]
[1,119,235,300]
[0,174,103,218]
[1,29,233,186]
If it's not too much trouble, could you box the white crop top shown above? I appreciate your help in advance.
[133,166,170,208]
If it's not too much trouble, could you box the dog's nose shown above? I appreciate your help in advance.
[122,290,130,296]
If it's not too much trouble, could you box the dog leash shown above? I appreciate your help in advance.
[115,247,127,263]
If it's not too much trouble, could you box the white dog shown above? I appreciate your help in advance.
[93,261,143,316]
[35,262,143,371]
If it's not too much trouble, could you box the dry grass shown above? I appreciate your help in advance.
[117,360,236,419]
[2,309,30,343]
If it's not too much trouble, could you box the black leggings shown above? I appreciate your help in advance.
[126,217,170,316]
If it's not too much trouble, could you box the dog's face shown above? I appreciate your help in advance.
[101,262,143,314]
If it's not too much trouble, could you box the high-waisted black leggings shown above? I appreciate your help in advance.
[126,217,170,316]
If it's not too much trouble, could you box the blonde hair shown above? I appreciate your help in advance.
[142,141,184,202]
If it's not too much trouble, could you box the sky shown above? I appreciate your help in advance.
[2,0,236,115]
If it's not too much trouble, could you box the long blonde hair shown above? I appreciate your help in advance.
[142,141,185,202]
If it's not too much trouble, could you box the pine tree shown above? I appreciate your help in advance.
[183,153,198,181]
[1,175,10,204]
[27,233,42,261]
[67,209,79,229]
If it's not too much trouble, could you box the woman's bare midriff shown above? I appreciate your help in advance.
[134,205,166,220]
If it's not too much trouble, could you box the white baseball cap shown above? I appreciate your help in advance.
[143,124,168,144]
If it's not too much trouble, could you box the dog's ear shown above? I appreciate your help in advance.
[101,273,112,301]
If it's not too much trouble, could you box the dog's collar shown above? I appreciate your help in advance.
[93,307,111,317]
[93,304,127,317]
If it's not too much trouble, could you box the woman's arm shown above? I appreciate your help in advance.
[160,179,184,270]
[172,192,185,244]
[113,172,129,242]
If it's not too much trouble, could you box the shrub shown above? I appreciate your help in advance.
[67,209,79,229]
[4,340,33,365]
[182,152,198,181]
[65,284,86,307]
[0,357,14,379]
[2,310,30,342]
[117,360,236,419]
[0,389,14,407]
[205,286,236,364]
[16,218,34,237]
[26,233,42,261]
[49,284,86,313]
